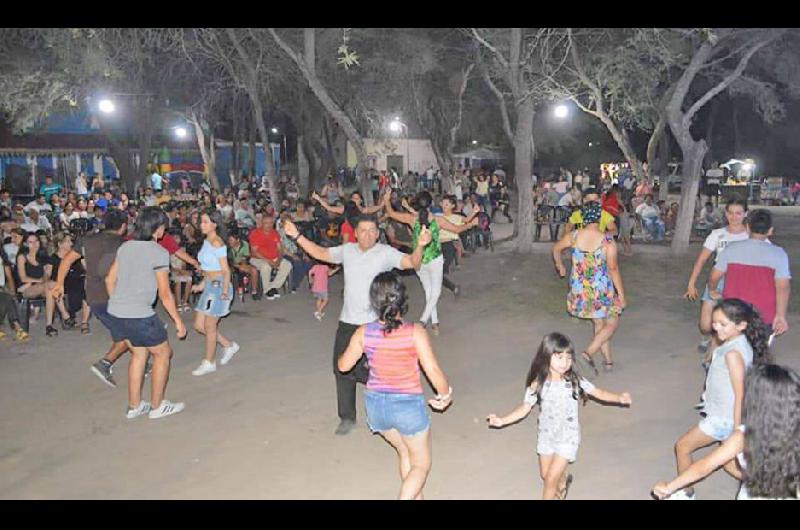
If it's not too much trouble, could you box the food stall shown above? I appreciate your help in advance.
[719,158,760,203]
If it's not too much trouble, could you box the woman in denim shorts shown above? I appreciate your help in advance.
[339,272,452,500]
[191,209,240,377]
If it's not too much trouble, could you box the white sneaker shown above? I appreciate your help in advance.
[220,342,240,366]
[192,360,217,376]
[148,400,185,419]
[126,401,151,419]
[666,489,696,500]
[314,311,322,321]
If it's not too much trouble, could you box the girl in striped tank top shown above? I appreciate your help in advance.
[339,271,452,500]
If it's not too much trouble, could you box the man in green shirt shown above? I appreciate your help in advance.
[39,176,62,202]
[228,231,261,300]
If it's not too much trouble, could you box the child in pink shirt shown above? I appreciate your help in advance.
[309,261,334,320]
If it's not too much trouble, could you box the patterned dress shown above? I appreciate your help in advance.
[566,231,621,319]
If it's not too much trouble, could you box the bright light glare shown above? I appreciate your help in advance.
[472,140,478,145]
[389,120,402,133]
[741,163,755,172]
[175,127,188,138]
[588,142,593,147]
[554,104,569,119]
[271,127,279,134]
[98,99,115,114]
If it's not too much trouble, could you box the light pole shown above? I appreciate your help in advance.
[389,117,410,176]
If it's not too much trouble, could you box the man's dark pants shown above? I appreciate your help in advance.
[334,322,370,421]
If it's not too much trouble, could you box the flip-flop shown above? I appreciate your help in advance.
[557,474,574,500]
[603,362,614,372]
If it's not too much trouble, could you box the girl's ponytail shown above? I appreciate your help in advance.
[369,271,409,335]
[744,308,773,364]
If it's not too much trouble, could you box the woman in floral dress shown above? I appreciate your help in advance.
[553,202,627,374]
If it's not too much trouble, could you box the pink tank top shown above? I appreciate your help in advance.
[363,321,423,394]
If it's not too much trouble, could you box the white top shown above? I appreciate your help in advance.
[25,200,52,213]
[703,227,749,263]
[635,202,659,219]
[327,243,405,325]
[558,193,574,207]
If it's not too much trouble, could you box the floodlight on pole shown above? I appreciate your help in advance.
[271,127,279,134]
[98,99,115,114]
[554,104,569,119]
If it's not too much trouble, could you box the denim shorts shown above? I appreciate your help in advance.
[701,277,725,303]
[312,291,328,301]
[698,415,734,441]
[365,390,431,436]
[92,302,168,348]
[195,280,233,317]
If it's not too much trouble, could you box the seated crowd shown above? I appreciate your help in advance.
[0,171,491,341]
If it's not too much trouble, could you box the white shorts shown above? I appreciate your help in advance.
[537,427,580,463]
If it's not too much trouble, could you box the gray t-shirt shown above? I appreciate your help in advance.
[107,240,170,318]
[702,334,753,423]
[327,242,405,325]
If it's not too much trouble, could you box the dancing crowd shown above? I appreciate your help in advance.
[1,168,797,500]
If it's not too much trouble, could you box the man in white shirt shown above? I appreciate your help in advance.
[281,214,431,436]
[22,208,52,234]
[25,194,52,214]
[635,194,665,241]
[558,191,575,208]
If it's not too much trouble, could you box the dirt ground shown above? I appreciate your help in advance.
[1,208,798,500]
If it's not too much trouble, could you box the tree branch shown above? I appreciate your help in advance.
[477,50,514,143]
[684,35,777,125]
[470,28,508,69]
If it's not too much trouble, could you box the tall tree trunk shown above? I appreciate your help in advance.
[269,28,371,205]
[225,28,278,205]
[704,97,719,168]
[646,115,666,183]
[248,118,257,179]
[514,100,535,253]
[232,96,241,181]
[671,140,706,255]
[189,109,220,190]
[732,98,741,156]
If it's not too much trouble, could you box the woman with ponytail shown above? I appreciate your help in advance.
[667,298,772,500]
[338,271,452,499]
[382,189,478,335]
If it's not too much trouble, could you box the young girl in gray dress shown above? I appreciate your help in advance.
[486,332,632,500]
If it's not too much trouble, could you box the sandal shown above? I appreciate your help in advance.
[431,324,440,336]
[557,473,574,500]
[603,362,615,372]
[80,322,91,335]
[63,317,76,329]
[46,325,58,337]
[579,352,599,376]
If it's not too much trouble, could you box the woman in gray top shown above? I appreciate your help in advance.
[102,207,187,420]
